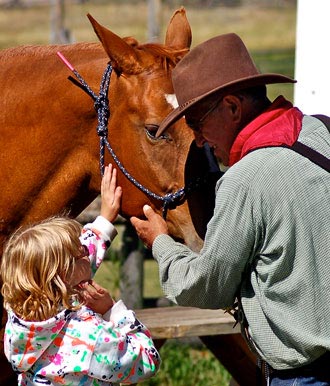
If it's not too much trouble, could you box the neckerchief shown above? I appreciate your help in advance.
[229,96,303,166]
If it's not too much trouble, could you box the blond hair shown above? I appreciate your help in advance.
[1,216,84,321]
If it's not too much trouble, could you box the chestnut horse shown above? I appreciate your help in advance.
[0,8,257,385]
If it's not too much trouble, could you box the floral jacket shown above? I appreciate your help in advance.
[4,216,161,385]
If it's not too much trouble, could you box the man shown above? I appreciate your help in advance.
[130,33,330,385]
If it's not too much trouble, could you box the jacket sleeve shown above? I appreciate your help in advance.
[79,216,118,276]
[152,167,258,310]
[88,300,161,383]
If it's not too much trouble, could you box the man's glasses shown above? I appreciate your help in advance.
[185,98,221,132]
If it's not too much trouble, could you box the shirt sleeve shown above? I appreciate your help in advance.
[79,216,118,276]
[152,168,258,310]
[88,300,161,383]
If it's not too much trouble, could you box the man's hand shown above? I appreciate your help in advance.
[130,205,169,249]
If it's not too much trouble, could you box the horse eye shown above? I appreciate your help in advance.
[145,124,168,140]
[145,124,158,138]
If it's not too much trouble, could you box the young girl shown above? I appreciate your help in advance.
[1,164,160,386]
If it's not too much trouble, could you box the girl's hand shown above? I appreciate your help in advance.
[100,164,122,223]
[81,280,114,314]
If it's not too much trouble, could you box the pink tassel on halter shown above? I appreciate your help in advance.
[56,51,75,72]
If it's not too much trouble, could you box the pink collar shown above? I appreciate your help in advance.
[229,96,303,166]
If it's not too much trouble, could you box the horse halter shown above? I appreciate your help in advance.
[57,52,200,219]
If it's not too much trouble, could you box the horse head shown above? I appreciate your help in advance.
[86,8,216,251]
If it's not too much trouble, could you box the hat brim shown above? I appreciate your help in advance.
[156,73,296,137]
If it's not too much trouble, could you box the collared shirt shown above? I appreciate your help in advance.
[152,114,330,370]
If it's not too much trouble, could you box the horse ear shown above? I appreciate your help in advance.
[87,14,141,74]
[165,7,192,50]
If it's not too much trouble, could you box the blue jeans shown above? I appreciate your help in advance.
[268,352,330,386]
[270,376,330,386]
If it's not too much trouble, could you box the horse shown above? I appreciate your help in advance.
[0,8,257,385]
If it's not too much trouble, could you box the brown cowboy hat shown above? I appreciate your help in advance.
[156,33,295,137]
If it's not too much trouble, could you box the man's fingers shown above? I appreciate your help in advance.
[143,204,155,219]
[130,205,158,229]
[130,205,153,225]
[130,216,143,229]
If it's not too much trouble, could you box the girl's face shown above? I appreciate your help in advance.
[69,245,91,287]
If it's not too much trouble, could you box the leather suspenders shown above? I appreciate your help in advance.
[313,114,330,133]
[250,114,330,172]
[288,115,330,173]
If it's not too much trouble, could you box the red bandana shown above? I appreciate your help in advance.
[229,96,303,166]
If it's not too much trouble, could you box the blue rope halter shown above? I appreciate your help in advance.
[59,54,188,219]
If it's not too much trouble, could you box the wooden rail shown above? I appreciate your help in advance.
[136,306,262,386]
[136,306,239,339]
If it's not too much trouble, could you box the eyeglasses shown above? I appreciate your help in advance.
[186,99,221,132]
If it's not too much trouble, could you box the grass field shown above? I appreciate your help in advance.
[0,2,297,384]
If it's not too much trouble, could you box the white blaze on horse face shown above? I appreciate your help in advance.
[165,94,179,109]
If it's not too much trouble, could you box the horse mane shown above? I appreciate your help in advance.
[1,42,99,59]
[1,41,186,72]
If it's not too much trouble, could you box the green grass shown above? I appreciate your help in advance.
[0,2,296,50]
[141,340,231,386]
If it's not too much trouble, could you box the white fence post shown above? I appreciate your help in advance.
[294,0,330,115]
[147,0,162,42]
[49,0,71,44]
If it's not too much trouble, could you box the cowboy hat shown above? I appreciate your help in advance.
[156,33,295,137]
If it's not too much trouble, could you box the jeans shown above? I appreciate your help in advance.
[270,376,330,386]
[268,352,330,386]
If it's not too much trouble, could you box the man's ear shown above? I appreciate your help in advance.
[222,95,242,122]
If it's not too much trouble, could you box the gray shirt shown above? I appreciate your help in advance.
[152,115,330,370]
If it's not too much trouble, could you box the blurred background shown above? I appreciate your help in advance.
[0,1,297,385]
[0,0,296,102]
